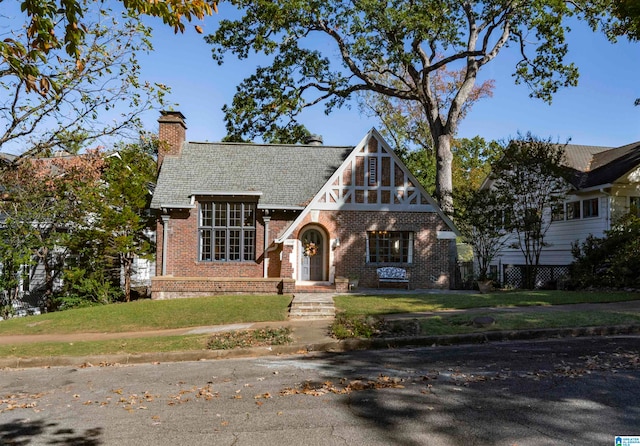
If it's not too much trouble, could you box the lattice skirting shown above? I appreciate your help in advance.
[503,265,570,289]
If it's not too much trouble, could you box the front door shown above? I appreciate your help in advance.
[300,229,324,281]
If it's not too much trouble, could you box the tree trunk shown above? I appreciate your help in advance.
[122,254,132,302]
[435,132,454,216]
[41,247,54,311]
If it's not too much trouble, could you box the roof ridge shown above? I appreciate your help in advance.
[184,140,353,149]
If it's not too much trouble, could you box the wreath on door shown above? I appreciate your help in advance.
[303,240,318,257]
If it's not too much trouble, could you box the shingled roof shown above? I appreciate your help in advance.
[562,141,640,189]
[150,141,353,210]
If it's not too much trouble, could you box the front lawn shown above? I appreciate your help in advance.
[334,290,640,316]
[0,295,293,336]
[0,334,213,358]
[416,310,640,336]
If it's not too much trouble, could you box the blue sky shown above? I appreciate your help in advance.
[139,10,640,148]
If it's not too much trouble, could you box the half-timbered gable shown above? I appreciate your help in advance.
[315,130,434,211]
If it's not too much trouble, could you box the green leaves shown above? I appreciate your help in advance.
[1,5,170,159]
[207,0,623,214]
[488,134,572,287]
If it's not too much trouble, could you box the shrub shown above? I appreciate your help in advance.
[207,327,292,350]
[330,314,380,339]
[570,214,640,289]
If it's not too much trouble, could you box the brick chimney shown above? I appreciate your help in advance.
[157,111,186,169]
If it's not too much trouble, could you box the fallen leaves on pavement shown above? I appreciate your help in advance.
[280,374,405,397]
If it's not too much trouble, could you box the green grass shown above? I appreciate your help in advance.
[0,295,292,336]
[2,290,639,357]
[0,334,212,358]
[416,310,640,336]
[334,290,640,316]
[0,326,296,358]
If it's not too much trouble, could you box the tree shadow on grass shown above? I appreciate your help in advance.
[0,419,103,445]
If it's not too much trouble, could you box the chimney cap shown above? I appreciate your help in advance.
[304,134,323,145]
[160,110,186,120]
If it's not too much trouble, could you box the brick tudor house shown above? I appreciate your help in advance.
[149,111,458,299]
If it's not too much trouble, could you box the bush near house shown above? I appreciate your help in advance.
[570,214,640,289]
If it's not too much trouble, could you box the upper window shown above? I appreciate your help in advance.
[367,231,413,264]
[566,201,580,220]
[368,157,377,185]
[199,202,255,262]
[582,198,599,218]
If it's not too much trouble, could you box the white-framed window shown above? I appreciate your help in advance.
[199,202,256,262]
[582,198,599,218]
[566,201,580,220]
[368,157,377,185]
[366,231,413,264]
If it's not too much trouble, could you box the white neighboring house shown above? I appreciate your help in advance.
[487,141,640,287]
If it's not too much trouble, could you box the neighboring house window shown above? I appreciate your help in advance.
[199,202,256,262]
[366,231,413,263]
[630,197,640,217]
[566,201,580,220]
[551,203,565,222]
[582,198,599,218]
[368,157,377,185]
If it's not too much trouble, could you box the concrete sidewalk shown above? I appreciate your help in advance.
[1,298,639,369]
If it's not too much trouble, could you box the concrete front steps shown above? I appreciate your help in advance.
[289,293,336,320]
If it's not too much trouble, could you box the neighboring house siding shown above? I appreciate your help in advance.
[541,192,609,264]
[494,192,610,267]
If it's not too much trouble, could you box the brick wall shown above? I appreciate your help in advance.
[154,202,452,295]
[151,277,295,299]
[295,210,452,289]
[152,207,301,298]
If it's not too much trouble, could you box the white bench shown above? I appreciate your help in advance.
[376,267,409,289]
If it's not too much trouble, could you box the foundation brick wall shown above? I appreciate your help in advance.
[151,277,295,299]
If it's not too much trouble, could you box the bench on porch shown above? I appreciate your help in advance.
[376,267,410,289]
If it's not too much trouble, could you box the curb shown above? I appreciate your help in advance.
[1,325,639,370]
